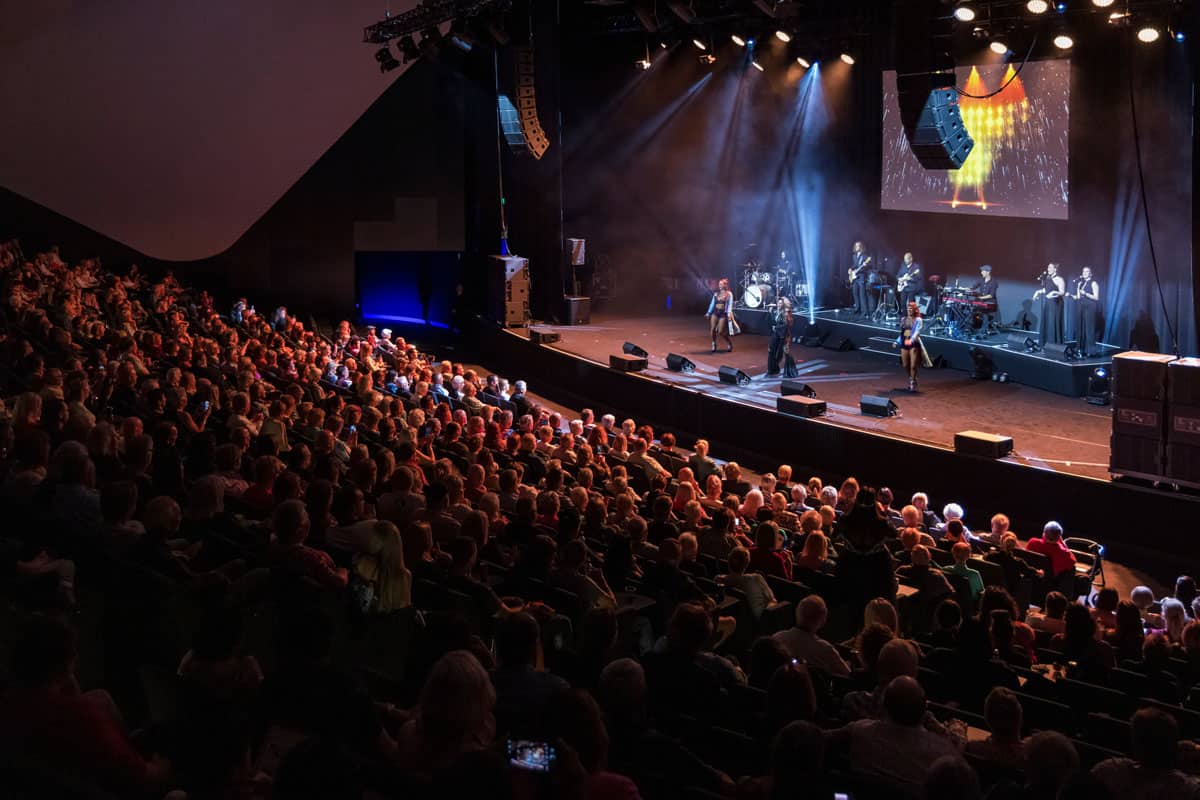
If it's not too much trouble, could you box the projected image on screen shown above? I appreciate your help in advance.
[881,59,1070,219]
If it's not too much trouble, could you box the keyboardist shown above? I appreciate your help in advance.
[972,264,998,329]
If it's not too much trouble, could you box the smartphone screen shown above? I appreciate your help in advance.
[507,739,556,772]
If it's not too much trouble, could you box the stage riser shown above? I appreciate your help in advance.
[803,314,1108,397]
[477,322,1200,577]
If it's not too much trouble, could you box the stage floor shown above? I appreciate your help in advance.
[525,312,1114,482]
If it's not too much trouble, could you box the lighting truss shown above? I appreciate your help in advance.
[363,0,507,44]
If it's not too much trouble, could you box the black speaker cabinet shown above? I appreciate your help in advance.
[718,366,751,386]
[860,395,898,417]
[609,353,647,372]
[623,341,649,358]
[1112,397,1165,441]
[529,328,560,345]
[897,75,974,169]
[1112,351,1176,401]
[1168,358,1200,406]
[665,353,695,373]
[780,379,817,397]
[823,337,854,352]
[1006,332,1036,351]
[778,395,827,418]
[1110,432,1165,478]
[954,430,1014,459]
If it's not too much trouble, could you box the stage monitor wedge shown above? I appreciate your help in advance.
[666,353,696,373]
[610,353,647,372]
[623,341,650,358]
[529,328,560,345]
[719,366,751,386]
[778,395,827,419]
[954,430,1014,459]
[860,395,898,418]
[780,379,817,398]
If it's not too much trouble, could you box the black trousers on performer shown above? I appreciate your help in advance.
[851,280,869,316]
[768,330,788,375]
[1078,298,1099,356]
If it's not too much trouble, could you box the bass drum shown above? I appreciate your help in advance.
[743,283,774,309]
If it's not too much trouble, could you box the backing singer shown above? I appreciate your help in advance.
[1074,266,1100,357]
[1033,263,1066,347]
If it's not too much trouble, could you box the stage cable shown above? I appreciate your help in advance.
[1126,40,1180,355]
[954,33,1038,99]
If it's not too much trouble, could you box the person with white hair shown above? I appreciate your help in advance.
[509,380,531,417]
[787,484,809,514]
[1026,521,1077,592]
[600,413,616,433]
[911,492,942,530]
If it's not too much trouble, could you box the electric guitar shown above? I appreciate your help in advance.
[897,269,918,292]
[847,255,871,286]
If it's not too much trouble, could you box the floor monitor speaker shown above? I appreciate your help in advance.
[529,328,560,345]
[718,366,751,386]
[860,395,898,417]
[666,353,696,373]
[954,430,1014,459]
[623,341,649,358]
[780,379,817,397]
[823,337,854,352]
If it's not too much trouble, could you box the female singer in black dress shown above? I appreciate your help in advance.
[1074,266,1100,357]
[1034,263,1066,347]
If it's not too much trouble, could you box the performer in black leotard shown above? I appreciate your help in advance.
[706,278,735,353]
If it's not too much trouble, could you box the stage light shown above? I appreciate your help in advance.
[796,56,810,68]
[732,34,746,46]
[693,37,707,50]
[700,53,716,64]
[1053,33,1074,49]
[1056,2,1066,10]
[1108,11,1129,23]
[1087,367,1112,405]
[1137,26,1161,43]
[637,58,651,69]
[659,40,669,49]
[840,52,855,65]
[954,3,976,22]
[751,60,764,71]
[968,347,995,381]
[1174,30,1186,42]
[989,40,1009,54]
[1092,0,1114,6]
[396,35,421,63]
[775,30,791,43]
[1026,0,1048,14]
[374,46,401,72]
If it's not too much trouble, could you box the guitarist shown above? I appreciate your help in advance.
[896,251,923,310]
[848,241,872,317]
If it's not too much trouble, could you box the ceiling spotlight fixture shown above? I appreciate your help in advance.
[1173,29,1186,42]
[796,56,811,68]
[954,3,976,22]
[840,52,855,64]
[1026,0,1049,14]
[660,40,669,49]
[751,60,765,71]
[1092,0,1114,6]
[637,58,651,69]
[374,46,401,72]
[775,30,791,43]
[396,35,421,63]
[732,34,747,46]
[693,37,707,50]
[1053,33,1074,49]
[700,53,717,64]
[989,40,1009,54]
[1137,25,1161,43]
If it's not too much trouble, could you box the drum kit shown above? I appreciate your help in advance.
[738,246,806,310]
[934,283,1000,339]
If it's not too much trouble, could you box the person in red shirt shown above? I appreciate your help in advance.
[269,499,348,589]
[748,521,793,580]
[0,616,172,795]
[1025,521,1076,579]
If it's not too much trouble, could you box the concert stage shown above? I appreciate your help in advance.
[474,312,1200,574]
[737,307,1116,397]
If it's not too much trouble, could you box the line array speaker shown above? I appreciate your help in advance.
[515,48,550,159]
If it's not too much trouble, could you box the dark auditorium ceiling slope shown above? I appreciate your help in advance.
[0,0,420,261]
